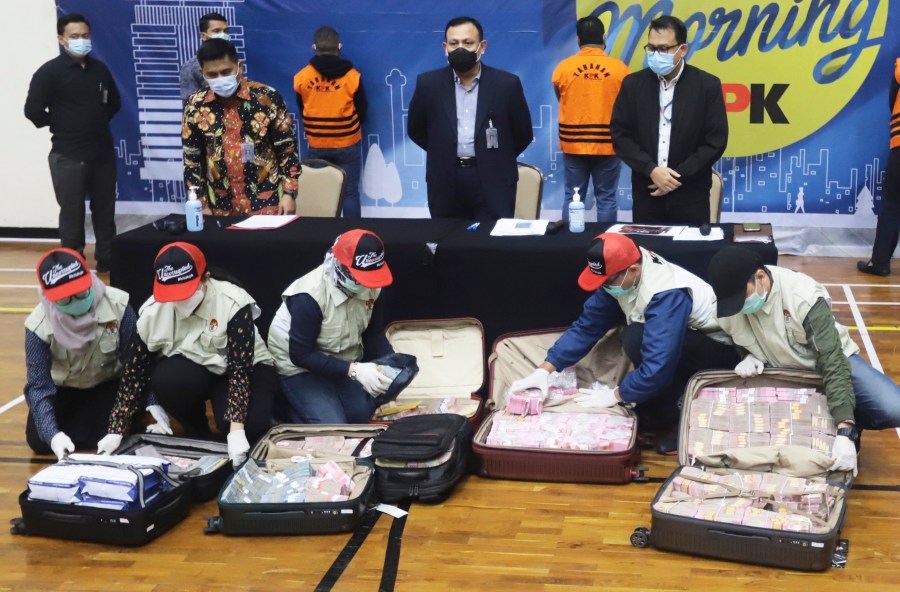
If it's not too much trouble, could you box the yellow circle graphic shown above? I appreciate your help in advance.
[585,0,889,157]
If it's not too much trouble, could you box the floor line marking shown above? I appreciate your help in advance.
[0,395,25,415]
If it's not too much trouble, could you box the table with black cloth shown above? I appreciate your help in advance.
[111,216,460,335]
[111,218,777,349]
[434,222,777,348]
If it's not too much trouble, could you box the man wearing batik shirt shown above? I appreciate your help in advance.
[182,39,300,215]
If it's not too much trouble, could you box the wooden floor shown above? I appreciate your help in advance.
[0,242,897,591]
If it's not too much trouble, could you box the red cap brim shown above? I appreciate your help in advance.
[154,275,202,303]
[577,266,609,292]
[349,263,393,288]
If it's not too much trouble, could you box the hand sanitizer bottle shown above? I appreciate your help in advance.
[185,186,203,232]
[568,186,585,233]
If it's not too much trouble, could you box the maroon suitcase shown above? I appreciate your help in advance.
[632,369,850,570]
[370,318,485,427]
[473,327,646,484]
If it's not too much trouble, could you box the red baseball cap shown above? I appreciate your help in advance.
[153,242,207,302]
[332,229,392,288]
[37,248,92,302]
[577,232,641,291]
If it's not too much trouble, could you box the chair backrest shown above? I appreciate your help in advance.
[514,162,544,220]
[296,159,347,217]
[709,169,724,223]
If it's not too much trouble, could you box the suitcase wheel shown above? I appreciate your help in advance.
[630,527,651,548]
[203,516,222,534]
[630,466,649,483]
[9,517,26,536]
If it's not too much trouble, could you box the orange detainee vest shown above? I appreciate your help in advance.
[294,65,361,149]
[551,47,630,156]
[892,58,900,150]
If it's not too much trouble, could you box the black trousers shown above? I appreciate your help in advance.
[429,166,512,221]
[871,148,900,269]
[47,151,117,266]
[620,323,740,431]
[25,379,119,454]
[149,355,278,444]
[632,192,710,226]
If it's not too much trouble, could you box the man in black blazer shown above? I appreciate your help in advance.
[408,16,533,220]
[611,16,728,225]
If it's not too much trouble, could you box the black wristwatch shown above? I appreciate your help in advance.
[836,426,859,442]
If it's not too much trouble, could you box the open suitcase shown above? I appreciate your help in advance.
[12,457,191,546]
[115,434,231,502]
[632,369,850,571]
[473,327,646,484]
[205,424,384,536]
[370,318,485,426]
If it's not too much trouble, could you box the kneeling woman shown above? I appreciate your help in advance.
[24,249,151,459]
[268,230,395,423]
[98,242,278,464]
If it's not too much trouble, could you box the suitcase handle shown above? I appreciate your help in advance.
[708,528,771,542]
[39,511,92,525]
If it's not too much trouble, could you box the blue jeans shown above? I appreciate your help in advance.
[308,143,362,218]
[278,371,377,424]
[562,154,621,223]
[849,354,900,430]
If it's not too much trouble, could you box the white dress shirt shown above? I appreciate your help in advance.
[657,59,685,167]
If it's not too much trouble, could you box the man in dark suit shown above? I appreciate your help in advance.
[611,16,728,225]
[408,16,533,220]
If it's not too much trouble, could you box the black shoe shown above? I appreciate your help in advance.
[857,260,889,277]
[654,431,679,456]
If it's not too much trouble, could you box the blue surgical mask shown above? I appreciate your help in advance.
[603,269,637,298]
[647,50,677,76]
[741,279,768,315]
[209,32,231,42]
[66,38,92,58]
[207,74,239,98]
[55,288,94,316]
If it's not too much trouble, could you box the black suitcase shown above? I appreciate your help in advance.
[205,424,383,536]
[115,434,231,502]
[372,414,473,503]
[632,370,850,571]
[12,459,191,546]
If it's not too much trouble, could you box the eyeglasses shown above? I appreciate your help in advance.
[643,44,681,54]
[58,290,91,305]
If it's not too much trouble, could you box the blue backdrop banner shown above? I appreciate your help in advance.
[57,0,899,227]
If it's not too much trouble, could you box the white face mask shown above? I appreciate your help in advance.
[172,288,205,318]
[209,32,231,42]
[67,38,92,58]
[206,74,239,98]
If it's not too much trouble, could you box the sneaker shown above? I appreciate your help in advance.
[857,260,889,277]
[654,431,679,456]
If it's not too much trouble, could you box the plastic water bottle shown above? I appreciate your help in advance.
[185,186,203,232]
[568,186,585,233]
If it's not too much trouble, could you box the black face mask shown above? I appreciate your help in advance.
[447,47,479,73]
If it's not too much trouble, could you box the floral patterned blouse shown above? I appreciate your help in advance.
[183,80,301,215]
[108,305,256,434]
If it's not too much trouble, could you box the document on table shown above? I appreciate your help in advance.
[490,218,550,236]
[228,215,299,230]
[606,223,687,237]
[673,227,725,241]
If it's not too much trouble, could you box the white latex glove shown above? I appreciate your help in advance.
[50,432,75,460]
[735,354,765,378]
[830,435,858,477]
[97,433,123,455]
[574,386,619,408]
[227,429,250,465]
[509,368,550,397]
[354,362,393,396]
[145,404,173,435]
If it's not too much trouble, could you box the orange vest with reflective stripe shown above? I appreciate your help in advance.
[294,65,362,149]
[552,47,630,156]
[891,58,900,150]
